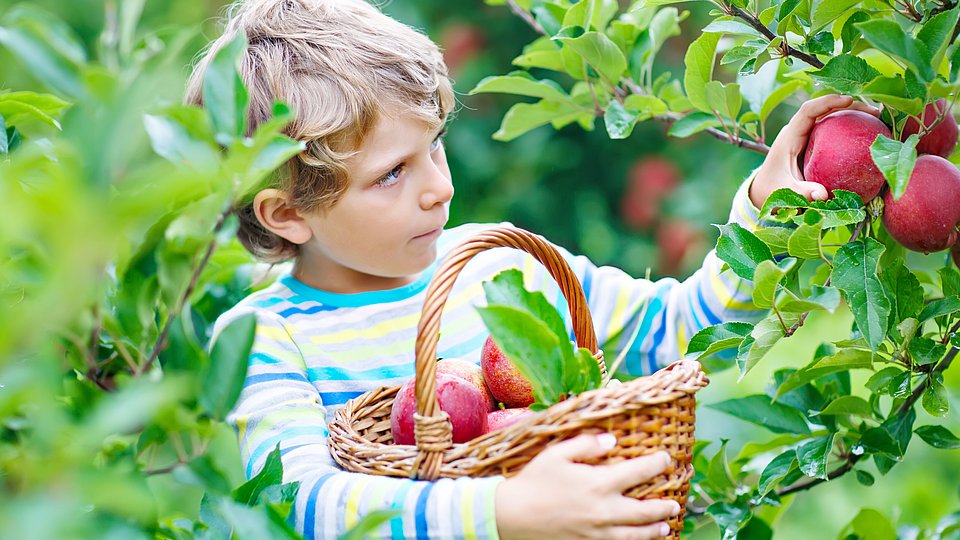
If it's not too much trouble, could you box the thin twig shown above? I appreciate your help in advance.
[506,0,545,35]
[727,6,824,69]
[135,210,230,376]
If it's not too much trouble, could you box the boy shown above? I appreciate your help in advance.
[189,0,878,538]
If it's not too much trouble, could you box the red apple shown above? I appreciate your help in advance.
[437,357,498,412]
[656,218,703,276]
[900,99,959,158]
[620,157,681,230]
[803,110,892,201]
[882,154,960,253]
[483,407,533,434]
[480,336,534,408]
[390,372,488,445]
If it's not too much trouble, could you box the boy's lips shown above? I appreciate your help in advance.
[412,226,444,240]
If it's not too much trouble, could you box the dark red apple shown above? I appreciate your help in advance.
[483,408,534,434]
[620,156,680,230]
[900,99,958,158]
[803,110,892,201]
[437,357,498,412]
[882,154,960,253]
[390,372,488,445]
[480,336,534,408]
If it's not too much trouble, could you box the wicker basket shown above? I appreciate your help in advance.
[328,226,709,538]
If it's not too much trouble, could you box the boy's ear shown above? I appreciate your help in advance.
[253,189,313,245]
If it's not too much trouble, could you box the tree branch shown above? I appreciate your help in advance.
[504,1,772,154]
[728,6,824,69]
[775,344,958,497]
[135,210,230,377]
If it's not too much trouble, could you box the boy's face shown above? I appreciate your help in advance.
[293,111,453,293]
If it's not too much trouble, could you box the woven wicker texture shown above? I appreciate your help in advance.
[328,226,709,538]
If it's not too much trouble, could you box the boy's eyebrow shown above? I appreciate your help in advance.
[363,125,446,181]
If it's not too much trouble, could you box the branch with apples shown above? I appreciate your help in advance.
[475,0,960,536]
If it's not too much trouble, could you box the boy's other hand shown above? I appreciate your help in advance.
[495,434,679,540]
[749,94,881,209]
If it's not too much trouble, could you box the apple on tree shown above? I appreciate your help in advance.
[900,98,959,158]
[390,372,488,445]
[802,109,891,202]
[882,154,960,253]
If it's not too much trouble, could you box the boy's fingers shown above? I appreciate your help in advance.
[601,452,671,492]
[794,180,829,201]
[607,522,672,540]
[542,433,615,462]
[604,498,681,526]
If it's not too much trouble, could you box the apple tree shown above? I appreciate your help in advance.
[473,0,960,537]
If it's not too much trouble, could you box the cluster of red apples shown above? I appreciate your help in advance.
[802,99,960,263]
[390,337,535,445]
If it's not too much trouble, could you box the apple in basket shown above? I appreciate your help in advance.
[390,372,489,445]
[483,407,533,435]
[436,357,498,412]
[481,336,535,408]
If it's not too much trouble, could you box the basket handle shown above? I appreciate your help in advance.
[410,226,603,479]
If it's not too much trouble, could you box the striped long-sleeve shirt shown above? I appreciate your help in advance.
[211,178,763,539]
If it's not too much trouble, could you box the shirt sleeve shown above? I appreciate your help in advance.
[213,307,504,540]
[556,174,766,375]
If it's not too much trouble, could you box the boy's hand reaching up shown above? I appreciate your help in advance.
[495,434,680,540]
[749,94,881,209]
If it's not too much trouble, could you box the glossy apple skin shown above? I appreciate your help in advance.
[882,154,960,253]
[480,337,534,408]
[900,99,959,158]
[390,372,488,445]
[437,357,498,412]
[803,110,892,202]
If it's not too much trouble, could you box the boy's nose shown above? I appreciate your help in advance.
[419,163,454,209]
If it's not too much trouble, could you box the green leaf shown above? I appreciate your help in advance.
[757,449,798,496]
[915,425,960,449]
[754,226,793,254]
[814,395,873,418]
[811,0,862,31]
[908,337,948,366]
[0,8,86,98]
[667,112,722,137]
[861,76,925,116]
[201,313,256,420]
[919,297,960,322]
[849,508,897,540]
[855,20,934,82]
[917,7,960,69]
[493,100,582,141]
[855,470,875,486]
[0,91,71,132]
[483,269,569,348]
[787,209,824,259]
[940,267,960,298]
[806,32,834,56]
[870,134,918,201]
[684,32,721,113]
[623,94,668,116]
[752,259,792,309]
[737,312,800,380]
[922,379,949,417]
[687,322,755,358]
[776,286,842,314]
[470,74,573,102]
[715,223,774,281]
[881,262,924,327]
[477,305,567,407]
[702,19,762,37]
[604,99,639,139]
[706,501,752,540]
[808,54,880,94]
[340,510,404,540]
[796,433,835,479]
[144,114,220,171]
[760,80,805,125]
[233,444,284,505]
[865,367,902,395]
[204,33,250,143]
[710,395,811,434]
[776,348,874,398]
[706,440,737,495]
[558,31,627,83]
[704,81,742,120]
[832,238,890,351]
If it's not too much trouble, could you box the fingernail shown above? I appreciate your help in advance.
[660,523,671,536]
[597,433,617,450]
[669,501,681,516]
[814,189,827,201]
[660,452,672,468]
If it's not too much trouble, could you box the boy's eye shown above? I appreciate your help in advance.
[430,128,448,151]
[376,165,403,187]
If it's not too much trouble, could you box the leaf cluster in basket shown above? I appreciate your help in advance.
[389,269,602,445]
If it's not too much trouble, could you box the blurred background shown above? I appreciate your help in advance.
[0,0,956,538]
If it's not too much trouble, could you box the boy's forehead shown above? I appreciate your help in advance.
[350,113,438,175]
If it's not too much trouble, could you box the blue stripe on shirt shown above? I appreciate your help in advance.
[697,288,722,325]
[307,364,415,381]
[318,391,364,406]
[247,427,329,477]
[278,304,340,318]
[245,372,312,386]
[303,472,336,540]
[414,482,435,539]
